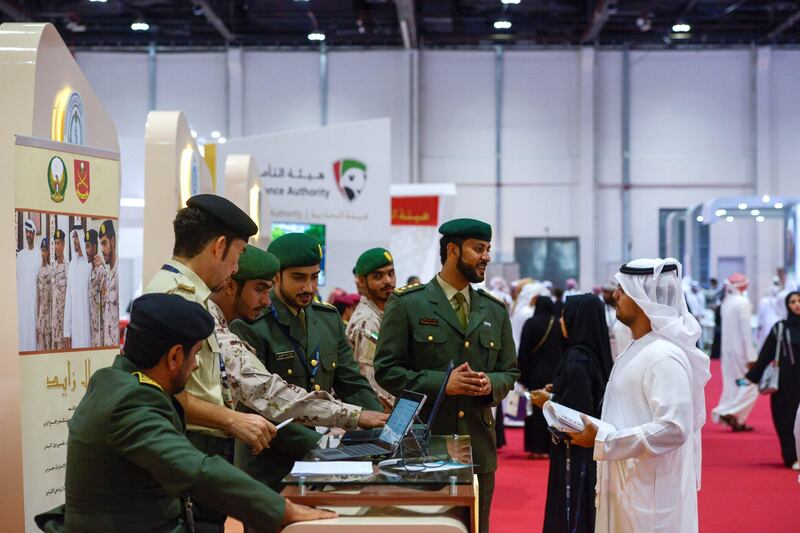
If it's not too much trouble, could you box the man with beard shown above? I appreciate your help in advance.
[35,237,53,350]
[64,228,92,348]
[99,220,119,346]
[51,229,69,349]
[34,293,335,532]
[373,218,520,533]
[143,194,279,532]
[346,247,397,404]
[230,233,384,490]
[84,229,108,347]
[17,219,39,351]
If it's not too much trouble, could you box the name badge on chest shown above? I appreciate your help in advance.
[275,350,296,361]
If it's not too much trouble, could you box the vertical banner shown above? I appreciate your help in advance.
[14,136,120,526]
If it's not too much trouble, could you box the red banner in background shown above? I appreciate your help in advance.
[391,196,439,226]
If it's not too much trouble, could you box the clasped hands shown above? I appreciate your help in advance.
[445,362,492,396]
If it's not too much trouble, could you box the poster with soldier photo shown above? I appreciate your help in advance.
[16,210,119,353]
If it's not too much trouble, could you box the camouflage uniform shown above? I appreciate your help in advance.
[51,261,68,350]
[345,297,394,403]
[88,262,109,347]
[35,262,52,351]
[102,262,119,346]
[208,300,361,429]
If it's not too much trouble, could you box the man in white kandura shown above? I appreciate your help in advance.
[63,228,92,348]
[17,219,40,351]
[568,258,711,533]
[712,272,758,432]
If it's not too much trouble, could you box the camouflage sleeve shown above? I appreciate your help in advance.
[218,326,362,430]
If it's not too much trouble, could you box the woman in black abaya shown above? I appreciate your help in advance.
[746,291,800,469]
[518,294,567,457]
[531,294,613,533]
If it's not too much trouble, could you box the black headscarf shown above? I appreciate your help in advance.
[785,291,800,330]
[517,294,559,356]
[561,294,614,406]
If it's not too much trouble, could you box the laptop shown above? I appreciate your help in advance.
[341,360,455,445]
[310,390,426,461]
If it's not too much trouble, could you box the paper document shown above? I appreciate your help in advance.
[290,461,374,476]
[542,401,615,434]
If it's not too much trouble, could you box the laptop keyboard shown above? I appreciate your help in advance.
[339,443,387,456]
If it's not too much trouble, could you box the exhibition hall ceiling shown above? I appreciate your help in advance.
[3,1,800,49]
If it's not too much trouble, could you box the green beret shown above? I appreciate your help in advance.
[187,194,257,238]
[233,245,280,282]
[438,218,492,241]
[268,233,323,269]
[355,247,394,276]
[84,229,98,246]
[53,229,65,241]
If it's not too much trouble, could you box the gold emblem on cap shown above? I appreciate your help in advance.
[384,251,393,262]
[318,244,323,258]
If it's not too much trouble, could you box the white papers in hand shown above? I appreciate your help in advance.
[542,401,615,434]
[290,461,374,476]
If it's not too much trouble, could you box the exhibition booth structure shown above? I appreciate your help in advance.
[0,22,121,530]
[224,154,271,249]
[216,119,391,295]
[390,183,457,285]
[142,110,214,285]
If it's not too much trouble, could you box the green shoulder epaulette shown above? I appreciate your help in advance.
[393,282,425,296]
[132,371,164,392]
[311,300,338,312]
[478,287,506,307]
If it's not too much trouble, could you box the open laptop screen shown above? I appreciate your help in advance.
[377,390,426,447]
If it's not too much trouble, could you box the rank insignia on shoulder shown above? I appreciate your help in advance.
[176,282,196,294]
[312,300,336,310]
[132,371,164,392]
[419,318,439,326]
[393,283,424,295]
[478,288,505,306]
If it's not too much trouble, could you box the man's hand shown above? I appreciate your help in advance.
[446,362,489,396]
[226,412,277,455]
[530,389,551,409]
[566,414,598,449]
[358,410,389,429]
[378,394,394,414]
[282,499,338,525]
[446,437,471,464]
[93,254,104,268]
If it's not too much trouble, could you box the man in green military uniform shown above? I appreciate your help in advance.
[374,218,520,533]
[35,293,335,532]
[231,233,384,489]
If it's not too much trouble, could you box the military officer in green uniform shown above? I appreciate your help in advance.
[373,218,520,533]
[230,233,384,489]
[35,293,335,532]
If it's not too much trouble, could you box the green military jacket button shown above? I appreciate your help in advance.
[464,341,470,348]
[458,410,465,418]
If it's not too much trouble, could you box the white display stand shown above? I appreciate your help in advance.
[142,111,214,286]
[0,22,121,530]
[224,154,271,249]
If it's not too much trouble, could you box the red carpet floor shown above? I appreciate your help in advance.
[492,359,799,532]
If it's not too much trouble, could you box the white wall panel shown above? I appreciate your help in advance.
[329,50,411,183]
[771,51,800,196]
[242,51,320,136]
[156,53,227,140]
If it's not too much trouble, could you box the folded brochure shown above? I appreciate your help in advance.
[542,401,615,434]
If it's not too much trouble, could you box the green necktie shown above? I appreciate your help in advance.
[452,292,468,331]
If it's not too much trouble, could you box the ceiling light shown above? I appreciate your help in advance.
[501,0,521,4]
[762,194,770,203]
[494,20,512,30]
[66,21,86,33]
[672,23,691,33]
[726,216,734,222]
[775,202,784,209]
[715,209,727,216]
[210,130,221,139]
[131,21,150,31]
[218,137,227,144]
[90,0,107,3]
[696,215,704,222]
[756,216,765,223]
[190,130,197,138]
[750,209,760,216]
[738,203,748,210]
[308,32,326,41]
[636,14,653,32]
